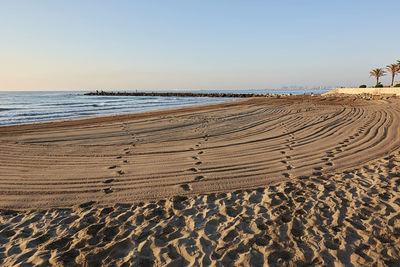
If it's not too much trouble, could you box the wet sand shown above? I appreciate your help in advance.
[0,95,400,265]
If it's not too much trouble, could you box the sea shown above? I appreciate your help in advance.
[0,89,329,125]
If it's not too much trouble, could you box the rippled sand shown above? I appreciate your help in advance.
[0,95,399,266]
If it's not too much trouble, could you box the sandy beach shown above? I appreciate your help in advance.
[1,95,400,266]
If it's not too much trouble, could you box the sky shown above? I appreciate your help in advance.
[0,0,399,91]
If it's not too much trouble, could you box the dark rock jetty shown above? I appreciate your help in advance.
[84,91,280,98]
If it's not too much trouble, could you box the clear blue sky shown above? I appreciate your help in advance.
[1,0,399,91]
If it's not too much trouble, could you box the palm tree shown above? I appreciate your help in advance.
[370,68,386,86]
[386,64,399,86]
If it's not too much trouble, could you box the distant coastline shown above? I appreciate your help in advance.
[84,90,286,98]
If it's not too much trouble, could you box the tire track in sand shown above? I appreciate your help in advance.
[1,97,400,209]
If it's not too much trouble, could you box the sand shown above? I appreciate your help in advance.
[323,87,400,96]
[0,95,400,266]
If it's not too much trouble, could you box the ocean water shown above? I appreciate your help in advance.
[0,89,329,125]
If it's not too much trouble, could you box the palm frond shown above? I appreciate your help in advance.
[369,68,386,77]
[387,64,398,72]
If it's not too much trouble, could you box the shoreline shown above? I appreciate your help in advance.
[0,94,318,132]
[4,89,375,128]
[0,97,247,131]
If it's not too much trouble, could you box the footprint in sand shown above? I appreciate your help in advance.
[117,170,125,175]
[195,161,202,165]
[180,184,192,191]
[103,188,113,194]
[189,168,198,173]
[195,175,204,181]
[198,151,204,155]
[104,179,114,184]
[108,165,117,169]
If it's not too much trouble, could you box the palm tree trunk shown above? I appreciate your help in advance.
[376,77,379,86]
[392,73,395,87]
